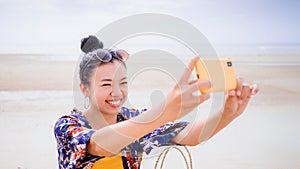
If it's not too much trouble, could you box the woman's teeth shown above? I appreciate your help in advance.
[107,100,121,106]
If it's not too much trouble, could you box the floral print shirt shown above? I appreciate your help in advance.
[54,107,188,169]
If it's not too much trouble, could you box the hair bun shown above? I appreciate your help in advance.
[80,35,103,53]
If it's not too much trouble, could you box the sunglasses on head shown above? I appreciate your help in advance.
[80,49,129,80]
[87,49,129,62]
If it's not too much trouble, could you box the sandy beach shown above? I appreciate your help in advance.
[0,54,300,169]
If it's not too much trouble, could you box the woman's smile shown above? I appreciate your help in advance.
[105,98,122,107]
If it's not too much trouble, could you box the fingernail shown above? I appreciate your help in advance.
[237,91,241,96]
[229,90,235,96]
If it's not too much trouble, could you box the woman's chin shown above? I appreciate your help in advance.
[105,104,123,114]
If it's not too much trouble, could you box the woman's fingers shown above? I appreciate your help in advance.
[197,93,210,104]
[178,57,199,85]
[227,90,236,96]
[227,82,259,105]
[227,77,243,97]
[187,80,211,93]
[189,93,210,105]
[236,77,244,96]
[238,84,251,104]
[251,84,259,95]
[188,79,198,85]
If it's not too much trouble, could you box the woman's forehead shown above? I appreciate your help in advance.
[94,61,127,80]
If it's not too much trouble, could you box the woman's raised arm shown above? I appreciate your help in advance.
[88,57,211,157]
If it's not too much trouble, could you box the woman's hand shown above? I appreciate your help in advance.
[172,77,259,146]
[163,57,211,121]
[222,77,259,120]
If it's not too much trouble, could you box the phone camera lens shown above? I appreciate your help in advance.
[227,61,232,67]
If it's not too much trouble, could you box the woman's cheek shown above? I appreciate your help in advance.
[96,88,110,98]
[121,84,128,93]
[92,88,107,102]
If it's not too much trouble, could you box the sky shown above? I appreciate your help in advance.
[0,0,299,55]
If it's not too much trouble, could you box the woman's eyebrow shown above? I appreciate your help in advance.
[121,77,127,81]
[100,77,127,82]
[101,79,112,82]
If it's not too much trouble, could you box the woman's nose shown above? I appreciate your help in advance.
[111,85,122,97]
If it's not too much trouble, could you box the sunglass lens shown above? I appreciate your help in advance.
[96,50,112,62]
[116,49,129,61]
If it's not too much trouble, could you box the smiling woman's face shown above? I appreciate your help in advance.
[88,60,128,116]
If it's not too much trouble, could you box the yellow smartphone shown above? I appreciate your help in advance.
[195,58,237,93]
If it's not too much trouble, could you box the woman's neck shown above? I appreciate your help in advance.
[84,108,117,130]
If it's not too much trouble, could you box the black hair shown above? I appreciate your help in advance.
[80,35,103,53]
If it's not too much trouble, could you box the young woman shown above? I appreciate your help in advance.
[54,35,258,169]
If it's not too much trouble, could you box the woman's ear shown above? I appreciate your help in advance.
[80,83,90,97]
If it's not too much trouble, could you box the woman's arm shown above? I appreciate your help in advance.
[88,57,211,157]
[172,78,259,146]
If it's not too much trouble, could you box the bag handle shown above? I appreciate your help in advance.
[154,146,193,169]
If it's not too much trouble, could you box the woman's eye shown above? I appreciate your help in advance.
[101,84,111,87]
[121,81,128,85]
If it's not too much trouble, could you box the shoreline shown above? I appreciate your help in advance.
[1,54,300,91]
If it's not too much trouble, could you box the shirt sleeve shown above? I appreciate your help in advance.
[139,121,189,154]
[54,115,97,169]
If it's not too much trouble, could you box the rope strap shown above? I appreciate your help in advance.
[154,146,193,169]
